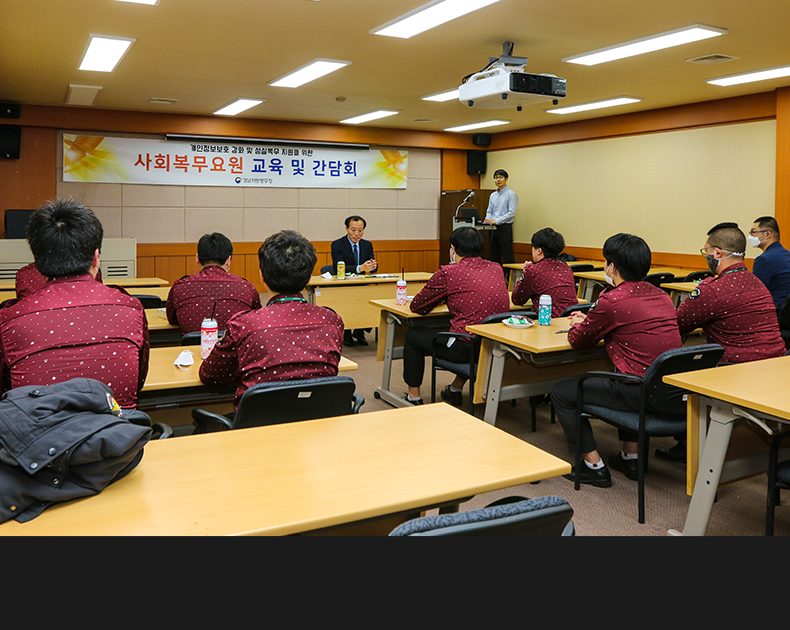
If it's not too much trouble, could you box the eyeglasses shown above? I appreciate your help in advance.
[493,175,505,180]
[749,229,769,236]
[700,246,716,256]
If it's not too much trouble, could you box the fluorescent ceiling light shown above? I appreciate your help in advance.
[708,65,790,87]
[213,99,264,116]
[444,120,510,132]
[547,97,642,115]
[563,24,727,66]
[422,89,460,102]
[372,0,503,39]
[340,110,399,125]
[113,0,160,5]
[78,35,135,72]
[269,59,350,88]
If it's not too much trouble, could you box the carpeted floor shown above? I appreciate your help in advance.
[339,335,790,537]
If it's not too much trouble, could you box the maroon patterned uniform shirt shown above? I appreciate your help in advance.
[511,257,578,316]
[199,294,344,408]
[15,262,102,299]
[568,281,682,376]
[676,263,786,363]
[0,274,149,408]
[166,265,262,334]
[409,256,511,334]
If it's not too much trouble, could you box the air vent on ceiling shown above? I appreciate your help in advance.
[413,118,437,123]
[149,97,178,105]
[685,54,739,65]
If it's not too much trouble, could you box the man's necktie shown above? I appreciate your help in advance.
[353,243,359,269]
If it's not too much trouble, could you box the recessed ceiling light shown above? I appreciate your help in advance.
[444,120,510,132]
[78,35,135,72]
[372,0,503,39]
[213,99,264,116]
[563,24,727,66]
[422,89,460,102]
[113,0,160,5]
[340,110,399,124]
[708,65,790,87]
[269,59,350,88]
[547,97,642,115]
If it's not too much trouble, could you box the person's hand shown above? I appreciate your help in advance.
[522,260,533,272]
[568,311,587,325]
[361,259,377,273]
[483,218,495,224]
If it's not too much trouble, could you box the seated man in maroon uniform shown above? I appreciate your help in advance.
[403,226,511,406]
[199,230,344,409]
[166,232,261,335]
[0,199,149,408]
[512,227,578,316]
[16,261,102,299]
[550,233,683,487]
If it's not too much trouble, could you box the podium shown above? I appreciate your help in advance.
[439,189,494,264]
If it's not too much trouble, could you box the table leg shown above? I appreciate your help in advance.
[669,404,737,536]
[482,343,508,426]
[376,312,410,408]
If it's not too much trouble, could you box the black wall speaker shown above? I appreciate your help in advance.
[472,133,491,147]
[0,125,21,159]
[467,149,486,175]
[0,103,21,119]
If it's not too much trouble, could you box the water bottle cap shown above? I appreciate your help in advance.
[539,294,551,303]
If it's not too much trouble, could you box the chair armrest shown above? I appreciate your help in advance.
[352,394,365,414]
[151,422,174,439]
[191,407,233,433]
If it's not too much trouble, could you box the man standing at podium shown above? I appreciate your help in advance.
[483,169,518,265]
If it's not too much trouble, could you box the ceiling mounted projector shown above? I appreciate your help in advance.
[458,41,567,110]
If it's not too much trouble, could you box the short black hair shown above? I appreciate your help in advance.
[27,198,103,278]
[493,169,509,179]
[707,222,738,235]
[258,230,317,294]
[197,232,233,266]
[707,225,746,255]
[531,227,565,259]
[602,233,651,282]
[344,215,366,228]
[449,226,484,258]
[754,216,780,238]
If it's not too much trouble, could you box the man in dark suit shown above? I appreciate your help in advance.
[330,215,378,346]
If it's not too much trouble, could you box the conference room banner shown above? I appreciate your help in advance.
[62,134,408,188]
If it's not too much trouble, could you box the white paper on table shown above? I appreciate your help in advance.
[321,272,333,279]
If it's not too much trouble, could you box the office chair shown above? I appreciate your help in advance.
[122,408,173,439]
[131,294,163,309]
[776,293,790,349]
[572,343,725,524]
[557,253,577,263]
[643,272,676,292]
[682,270,713,282]
[191,375,364,433]
[430,310,536,415]
[181,330,225,345]
[388,495,575,536]
[766,429,790,535]
[560,302,594,317]
[320,264,334,275]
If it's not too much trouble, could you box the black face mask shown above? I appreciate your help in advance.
[705,254,719,275]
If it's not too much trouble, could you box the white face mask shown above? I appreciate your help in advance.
[747,234,764,248]
[604,263,615,286]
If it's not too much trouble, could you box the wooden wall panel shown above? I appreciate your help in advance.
[136,256,156,278]
[400,251,424,272]
[441,149,481,190]
[776,86,790,230]
[375,251,401,274]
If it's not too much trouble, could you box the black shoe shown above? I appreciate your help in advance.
[655,442,686,463]
[403,394,424,406]
[440,385,463,406]
[343,331,355,347]
[563,463,612,488]
[353,330,368,346]
[608,452,640,481]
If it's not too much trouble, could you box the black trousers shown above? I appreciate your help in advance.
[489,223,514,264]
[550,376,643,455]
[403,326,471,388]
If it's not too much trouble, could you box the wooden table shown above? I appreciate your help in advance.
[664,356,790,536]
[127,286,170,302]
[504,259,604,291]
[660,281,698,307]
[104,277,169,288]
[574,267,695,302]
[466,319,610,426]
[139,346,358,411]
[0,403,571,536]
[306,272,432,330]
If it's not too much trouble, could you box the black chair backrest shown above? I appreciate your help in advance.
[567,263,594,273]
[561,302,594,317]
[0,298,14,309]
[642,344,725,414]
[320,264,334,275]
[557,253,576,262]
[132,294,163,309]
[181,330,225,345]
[232,376,358,429]
[389,496,574,536]
[777,293,790,331]
[481,310,536,325]
[643,272,676,288]
[683,270,713,282]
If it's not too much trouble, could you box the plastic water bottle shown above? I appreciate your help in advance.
[538,295,552,326]
[201,318,218,359]
[396,279,407,306]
